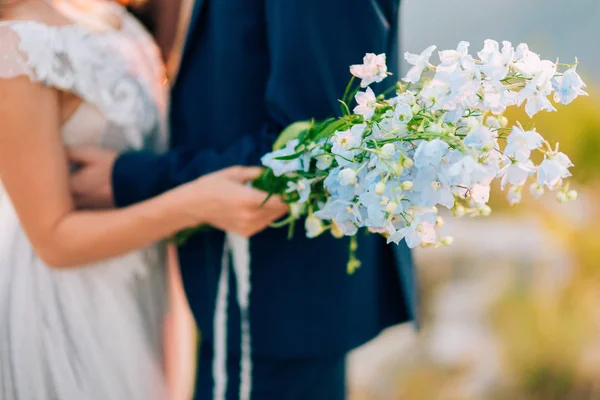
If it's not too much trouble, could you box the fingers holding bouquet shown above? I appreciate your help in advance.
[176,166,289,239]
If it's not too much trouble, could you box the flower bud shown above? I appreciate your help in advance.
[375,181,387,195]
[498,116,508,127]
[454,204,465,217]
[567,190,578,201]
[530,183,544,199]
[381,143,395,158]
[507,186,522,206]
[330,223,344,239]
[392,163,404,175]
[441,236,454,246]
[339,168,357,185]
[482,143,495,152]
[385,201,398,213]
[479,205,492,216]
[485,116,501,129]
[402,157,414,169]
[401,181,414,191]
[305,216,324,238]
[289,203,306,218]
[429,122,443,134]
[556,191,568,203]
[316,154,333,170]
[435,216,444,227]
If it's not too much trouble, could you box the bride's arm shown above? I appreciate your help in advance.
[0,77,287,268]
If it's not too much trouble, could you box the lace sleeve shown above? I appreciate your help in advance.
[0,20,165,151]
[0,24,38,80]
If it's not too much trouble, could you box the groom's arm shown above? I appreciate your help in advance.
[111,0,399,208]
[112,132,274,207]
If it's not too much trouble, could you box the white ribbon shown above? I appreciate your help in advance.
[213,233,252,400]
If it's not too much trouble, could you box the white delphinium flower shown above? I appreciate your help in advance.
[469,183,492,205]
[552,64,588,105]
[414,139,450,168]
[419,79,450,109]
[498,160,536,190]
[478,40,515,81]
[261,139,303,176]
[372,105,411,139]
[537,151,573,188]
[516,79,557,117]
[332,124,365,165]
[433,64,481,119]
[504,126,544,162]
[438,41,470,69]
[403,45,437,84]
[390,91,417,107]
[478,39,500,64]
[286,178,312,203]
[413,166,454,209]
[387,209,438,247]
[447,151,490,188]
[350,53,388,88]
[354,87,378,119]
[464,125,498,151]
[512,44,557,85]
[480,80,516,114]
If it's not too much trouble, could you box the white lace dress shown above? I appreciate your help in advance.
[0,5,170,400]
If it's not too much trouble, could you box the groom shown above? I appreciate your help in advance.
[71,0,417,398]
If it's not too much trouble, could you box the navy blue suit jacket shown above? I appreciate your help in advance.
[113,0,417,358]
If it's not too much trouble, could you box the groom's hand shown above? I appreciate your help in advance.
[68,147,118,209]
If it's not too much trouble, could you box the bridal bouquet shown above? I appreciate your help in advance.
[253,40,586,272]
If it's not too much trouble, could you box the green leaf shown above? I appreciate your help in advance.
[273,120,312,150]
[313,118,351,142]
[274,152,304,161]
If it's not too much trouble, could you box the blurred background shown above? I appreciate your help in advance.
[348,1,600,399]
[128,0,600,398]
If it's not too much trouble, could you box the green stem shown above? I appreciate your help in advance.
[342,76,356,105]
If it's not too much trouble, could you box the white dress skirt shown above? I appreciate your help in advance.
[0,2,171,399]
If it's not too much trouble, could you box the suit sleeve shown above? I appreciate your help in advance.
[112,127,276,207]
[112,0,400,208]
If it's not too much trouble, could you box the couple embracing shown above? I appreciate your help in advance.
[0,0,415,399]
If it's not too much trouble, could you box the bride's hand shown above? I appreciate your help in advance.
[178,166,289,237]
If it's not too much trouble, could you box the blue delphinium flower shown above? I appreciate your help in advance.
[261,139,304,176]
[286,178,312,203]
[414,139,450,168]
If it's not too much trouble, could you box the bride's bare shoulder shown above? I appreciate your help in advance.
[0,0,71,27]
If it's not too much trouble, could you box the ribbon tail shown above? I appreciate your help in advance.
[228,232,253,400]
[213,239,230,400]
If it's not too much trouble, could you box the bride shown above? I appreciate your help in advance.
[0,0,287,399]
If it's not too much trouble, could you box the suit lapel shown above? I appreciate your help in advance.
[173,0,205,79]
